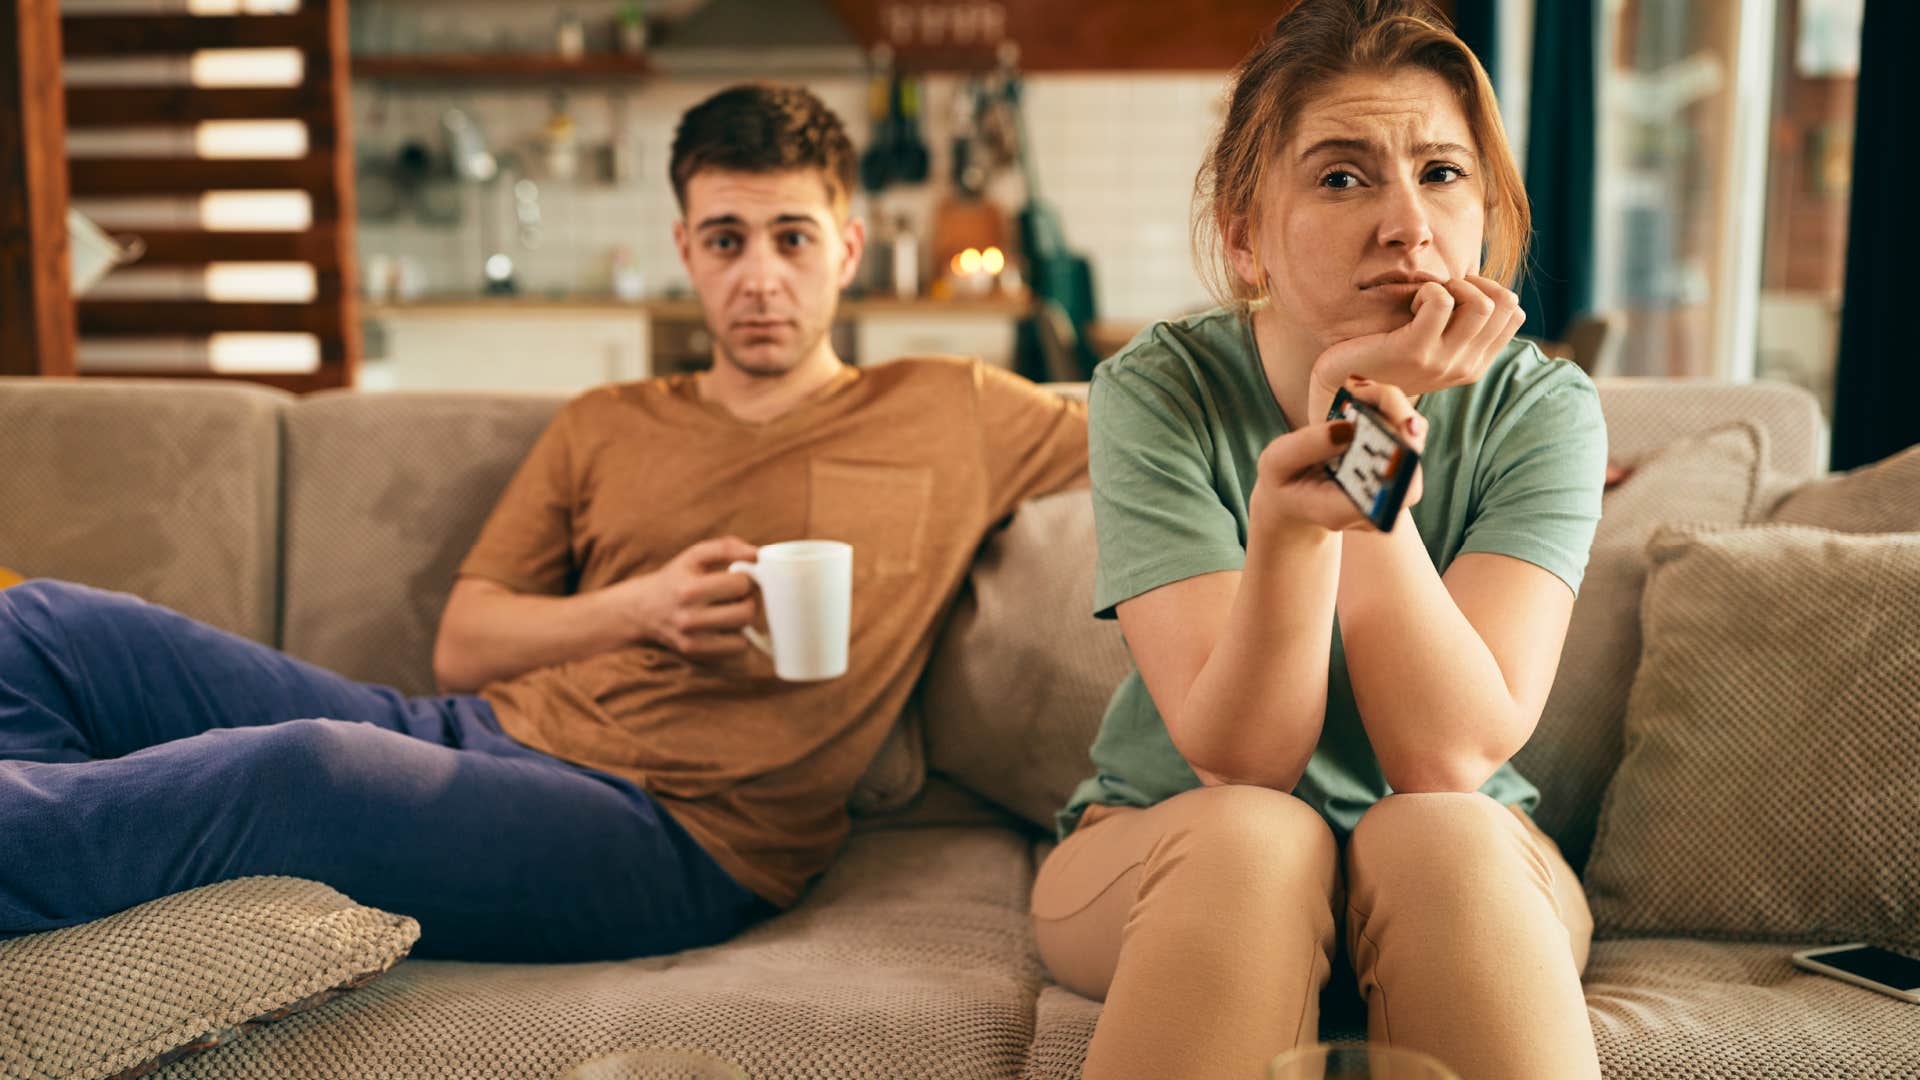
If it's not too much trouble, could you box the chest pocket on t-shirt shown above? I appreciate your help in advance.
[808,459,934,578]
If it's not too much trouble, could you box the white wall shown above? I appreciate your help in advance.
[354,69,1228,324]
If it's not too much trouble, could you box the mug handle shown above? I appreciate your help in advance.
[727,560,774,657]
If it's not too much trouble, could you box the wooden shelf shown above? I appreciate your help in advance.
[351,53,652,82]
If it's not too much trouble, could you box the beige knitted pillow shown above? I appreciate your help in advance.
[1585,524,1920,949]
[920,490,1132,830]
[0,876,418,1080]
[1768,443,1920,532]
[1515,421,1767,872]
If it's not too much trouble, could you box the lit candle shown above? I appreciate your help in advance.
[950,247,993,296]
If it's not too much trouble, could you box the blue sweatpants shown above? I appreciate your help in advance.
[0,579,769,962]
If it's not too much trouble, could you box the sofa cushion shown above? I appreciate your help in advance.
[0,876,416,1080]
[1768,443,1920,533]
[1585,524,1920,949]
[1584,938,1920,1078]
[1513,422,1766,872]
[850,775,1028,836]
[921,490,1131,831]
[0,378,287,644]
[1023,985,1106,1080]
[0,566,22,589]
[846,695,925,816]
[150,829,1042,1079]
[1027,938,1920,1080]
[280,391,922,813]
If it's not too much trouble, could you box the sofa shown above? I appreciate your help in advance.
[2,373,1916,1079]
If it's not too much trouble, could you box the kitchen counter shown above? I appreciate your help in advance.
[361,292,1033,392]
[363,294,1034,319]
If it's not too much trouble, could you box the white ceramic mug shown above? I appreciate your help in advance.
[728,541,852,681]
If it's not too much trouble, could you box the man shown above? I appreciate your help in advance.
[0,85,1087,962]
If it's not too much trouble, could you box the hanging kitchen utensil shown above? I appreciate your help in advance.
[893,74,930,185]
[950,76,989,197]
[978,68,1019,171]
[1006,58,1100,382]
[442,108,497,183]
[483,163,521,295]
[413,178,462,227]
[357,146,404,222]
[601,90,641,186]
[513,176,543,251]
[858,50,895,193]
[542,92,581,183]
[355,86,404,224]
[442,108,515,293]
[394,138,462,227]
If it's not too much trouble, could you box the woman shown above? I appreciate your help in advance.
[1031,2,1607,1078]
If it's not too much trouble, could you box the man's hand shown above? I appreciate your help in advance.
[620,537,761,659]
[1307,274,1524,420]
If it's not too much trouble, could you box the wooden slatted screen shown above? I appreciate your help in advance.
[1,0,76,378]
[62,0,359,393]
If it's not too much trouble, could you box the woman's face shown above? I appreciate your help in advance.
[1233,68,1487,349]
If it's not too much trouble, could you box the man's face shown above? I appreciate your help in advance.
[673,169,864,378]
[1232,69,1486,349]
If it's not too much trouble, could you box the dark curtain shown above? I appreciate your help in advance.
[1830,0,1918,469]
[1518,2,1597,342]
[1452,0,1498,93]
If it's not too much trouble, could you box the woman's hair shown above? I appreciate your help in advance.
[1193,0,1528,304]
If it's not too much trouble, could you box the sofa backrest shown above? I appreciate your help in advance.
[0,377,286,644]
[920,378,1830,853]
[0,373,1828,851]
[1590,376,1827,475]
[279,390,566,693]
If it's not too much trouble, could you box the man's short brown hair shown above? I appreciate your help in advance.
[669,84,857,213]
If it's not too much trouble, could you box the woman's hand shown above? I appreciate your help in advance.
[1252,378,1428,533]
[1306,274,1523,420]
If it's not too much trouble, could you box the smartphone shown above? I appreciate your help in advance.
[1790,943,1920,1004]
[1324,386,1421,532]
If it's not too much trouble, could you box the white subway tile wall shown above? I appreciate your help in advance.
[353,71,1229,324]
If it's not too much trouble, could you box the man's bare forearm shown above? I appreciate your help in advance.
[433,580,637,694]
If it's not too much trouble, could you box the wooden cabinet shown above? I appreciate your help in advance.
[364,308,647,392]
[856,307,1014,368]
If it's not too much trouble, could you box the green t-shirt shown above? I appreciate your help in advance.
[1059,306,1607,839]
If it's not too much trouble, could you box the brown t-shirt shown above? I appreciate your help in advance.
[461,358,1088,907]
